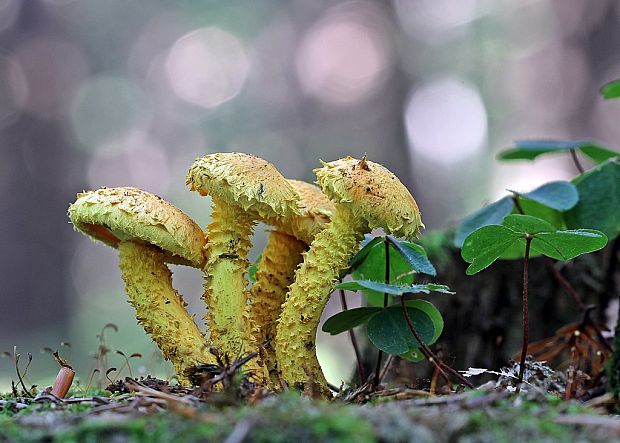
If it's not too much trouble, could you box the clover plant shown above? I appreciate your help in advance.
[454,79,620,390]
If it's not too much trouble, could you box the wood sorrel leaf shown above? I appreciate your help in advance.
[321,307,381,335]
[565,159,620,239]
[600,79,620,100]
[502,214,555,234]
[461,225,521,274]
[336,280,453,296]
[514,181,579,211]
[530,230,608,261]
[454,196,514,248]
[367,306,435,355]
[386,236,436,276]
[497,140,611,162]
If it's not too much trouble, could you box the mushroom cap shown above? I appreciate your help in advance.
[269,179,335,244]
[68,187,206,267]
[186,152,300,219]
[314,156,423,240]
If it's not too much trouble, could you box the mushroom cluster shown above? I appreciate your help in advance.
[68,153,422,395]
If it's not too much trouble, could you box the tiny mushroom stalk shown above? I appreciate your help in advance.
[249,179,335,383]
[186,153,300,369]
[68,187,214,384]
[275,156,423,396]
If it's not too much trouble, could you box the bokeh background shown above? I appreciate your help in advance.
[2,0,620,389]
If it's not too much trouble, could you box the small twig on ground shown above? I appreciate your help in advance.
[193,350,259,395]
[223,416,259,443]
[377,355,394,386]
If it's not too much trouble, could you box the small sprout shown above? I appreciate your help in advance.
[105,368,117,384]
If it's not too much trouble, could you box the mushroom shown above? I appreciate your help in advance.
[249,179,335,383]
[186,153,300,366]
[68,187,215,384]
[275,156,423,396]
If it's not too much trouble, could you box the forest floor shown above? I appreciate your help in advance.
[3,372,620,443]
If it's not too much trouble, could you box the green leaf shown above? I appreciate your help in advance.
[600,79,620,100]
[350,239,421,304]
[514,181,579,211]
[367,306,435,355]
[502,214,556,234]
[248,255,261,283]
[565,159,620,239]
[514,198,565,230]
[580,145,619,164]
[399,348,425,362]
[349,236,383,271]
[531,229,608,261]
[498,140,611,162]
[336,280,453,296]
[461,225,522,275]
[405,300,443,344]
[386,237,436,276]
[321,307,381,335]
[454,196,514,247]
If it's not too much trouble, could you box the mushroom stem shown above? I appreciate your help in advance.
[249,231,306,384]
[118,241,212,384]
[275,206,366,396]
[203,197,256,361]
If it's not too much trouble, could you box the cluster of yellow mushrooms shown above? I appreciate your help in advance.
[68,153,423,397]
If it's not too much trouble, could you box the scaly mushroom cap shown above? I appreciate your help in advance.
[270,179,335,244]
[314,156,423,240]
[68,187,206,267]
[186,152,300,219]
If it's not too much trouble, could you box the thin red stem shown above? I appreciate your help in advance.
[371,239,390,386]
[517,235,533,391]
[400,296,474,389]
[339,289,366,384]
[570,149,585,174]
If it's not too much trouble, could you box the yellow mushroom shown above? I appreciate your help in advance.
[249,180,335,384]
[68,187,215,384]
[275,157,423,396]
[186,153,300,368]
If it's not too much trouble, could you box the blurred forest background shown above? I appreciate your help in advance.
[1,0,620,389]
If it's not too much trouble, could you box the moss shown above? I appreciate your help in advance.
[1,391,617,443]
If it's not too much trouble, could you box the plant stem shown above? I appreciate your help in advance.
[399,296,474,389]
[517,234,533,391]
[378,355,394,385]
[543,257,587,311]
[372,239,390,386]
[339,289,366,384]
[570,149,585,174]
[512,195,588,312]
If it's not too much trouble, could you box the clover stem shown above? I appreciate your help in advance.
[339,289,366,384]
[372,239,390,386]
[399,295,473,388]
[543,257,586,311]
[570,149,585,174]
[511,196,588,312]
[516,234,533,391]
